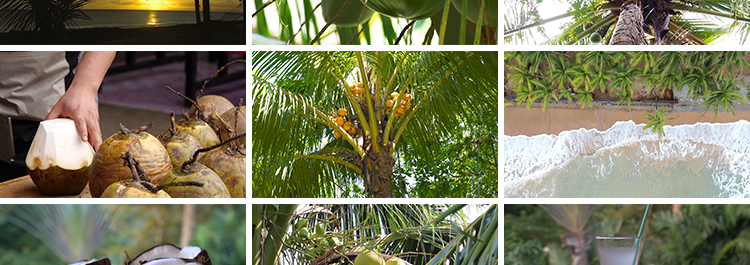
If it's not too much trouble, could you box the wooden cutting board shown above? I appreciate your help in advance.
[0,176,92,198]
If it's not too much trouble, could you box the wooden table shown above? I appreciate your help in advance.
[0,176,92,198]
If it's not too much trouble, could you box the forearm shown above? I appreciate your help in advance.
[68,51,116,94]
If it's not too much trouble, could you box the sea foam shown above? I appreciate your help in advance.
[504,120,750,198]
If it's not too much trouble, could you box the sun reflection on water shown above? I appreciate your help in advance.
[147,12,160,26]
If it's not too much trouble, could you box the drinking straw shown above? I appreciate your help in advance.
[632,204,652,265]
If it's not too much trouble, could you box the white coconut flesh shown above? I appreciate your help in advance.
[26,118,94,170]
[68,258,110,265]
[140,258,201,265]
[128,244,207,265]
[128,244,182,265]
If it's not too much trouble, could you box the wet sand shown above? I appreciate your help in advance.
[505,105,750,136]
[0,21,245,45]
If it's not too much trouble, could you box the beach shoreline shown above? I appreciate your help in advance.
[504,104,750,136]
[0,21,245,45]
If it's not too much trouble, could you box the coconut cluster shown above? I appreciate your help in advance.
[330,107,357,139]
[90,93,245,199]
[386,92,413,118]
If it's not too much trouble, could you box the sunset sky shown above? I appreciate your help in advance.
[84,0,242,12]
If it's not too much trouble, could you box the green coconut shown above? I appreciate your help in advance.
[89,123,173,198]
[451,0,498,27]
[385,257,406,265]
[101,180,171,198]
[590,32,603,44]
[354,250,385,265]
[26,118,94,195]
[158,112,203,168]
[359,0,446,20]
[176,116,221,148]
[197,146,245,198]
[100,152,172,198]
[323,0,375,27]
[160,162,230,198]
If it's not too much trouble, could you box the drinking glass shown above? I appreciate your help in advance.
[596,236,639,265]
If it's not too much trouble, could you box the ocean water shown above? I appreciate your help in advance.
[504,120,750,198]
[72,10,240,29]
[0,10,241,32]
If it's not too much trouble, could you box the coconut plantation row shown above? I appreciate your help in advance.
[252,0,497,45]
[504,51,750,198]
[506,51,750,137]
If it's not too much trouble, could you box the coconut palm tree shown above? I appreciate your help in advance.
[540,205,596,265]
[504,0,750,45]
[253,204,497,265]
[0,0,91,43]
[1,205,119,263]
[252,51,498,198]
[643,106,675,138]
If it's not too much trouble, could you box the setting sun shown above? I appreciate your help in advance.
[84,0,240,12]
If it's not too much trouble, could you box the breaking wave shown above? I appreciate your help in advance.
[504,120,750,198]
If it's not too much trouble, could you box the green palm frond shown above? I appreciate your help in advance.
[253,51,498,198]
[3,205,119,263]
[701,81,747,120]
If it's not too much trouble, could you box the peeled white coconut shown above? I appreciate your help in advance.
[26,118,95,195]
[68,258,111,265]
[127,244,210,265]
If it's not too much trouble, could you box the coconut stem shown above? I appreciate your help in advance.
[165,85,202,119]
[201,59,246,95]
[121,151,153,184]
[182,133,247,169]
[169,112,177,135]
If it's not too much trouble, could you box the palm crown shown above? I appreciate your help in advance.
[253,51,498,198]
[504,0,750,45]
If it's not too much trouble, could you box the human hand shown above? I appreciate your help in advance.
[45,87,102,150]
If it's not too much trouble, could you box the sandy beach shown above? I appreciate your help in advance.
[0,21,245,45]
[504,104,750,136]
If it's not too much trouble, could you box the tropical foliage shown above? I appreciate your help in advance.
[253,51,498,198]
[0,0,91,43]
[254,204,497,265]
[251,0,497,45]
[505,204,750,264]
[0,204,245,265]
[643,106,675,138]
[504,0,750,45]
[505,51,749,117]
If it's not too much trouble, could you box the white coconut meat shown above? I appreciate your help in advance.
[68,258,110,265]
[128,244,182,265]
[25,118,94,170]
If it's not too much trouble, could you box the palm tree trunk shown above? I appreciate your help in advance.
[362,148,396,198]
[194,0,201,23]
[203,0,211,23]
[180,204,196,247]
[609,1,647,45]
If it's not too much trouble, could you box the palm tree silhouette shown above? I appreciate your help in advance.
[0,0,91,43]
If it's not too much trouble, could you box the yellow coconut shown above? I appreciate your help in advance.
[335,117,345,126]
[337,108,348,116]
[385,257,406,265]
[385,100,394,108]
[334,131,341,139]
[354,250,384,265]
